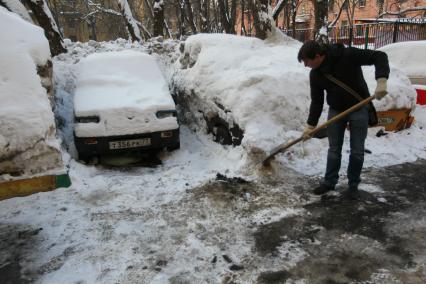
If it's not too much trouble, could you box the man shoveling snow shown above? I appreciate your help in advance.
[298,41,390,199]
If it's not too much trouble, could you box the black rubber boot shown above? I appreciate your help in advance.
[313,184,335,195]
[343,187,359,200]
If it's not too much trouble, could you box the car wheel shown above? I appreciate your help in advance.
[78,154,91,164]
[214,125,232,145]
[167,142,180,151]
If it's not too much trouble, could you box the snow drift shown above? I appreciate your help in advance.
[174,33,417,155]
[379,40,426,82]
[0,7,63,179]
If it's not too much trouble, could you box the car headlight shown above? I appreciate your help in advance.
[75,116,100,123]
[156,110,177,119]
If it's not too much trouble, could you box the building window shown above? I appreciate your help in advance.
[359,0,366,7]
[342,1,348,10]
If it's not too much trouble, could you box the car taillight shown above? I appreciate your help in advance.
[84,138,98,145]
[156,110,177,119]
[75,116,100,123]
[161,131,173,138]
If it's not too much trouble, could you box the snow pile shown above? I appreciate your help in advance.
[74,50,178,137]
[174,33,416,155]
[0,7,62,179]
[379,41,426,78]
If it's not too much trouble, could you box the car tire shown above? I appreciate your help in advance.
[78,154,91,164]
[167,142,180,151]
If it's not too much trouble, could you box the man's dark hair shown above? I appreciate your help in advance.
[297,40,327,62]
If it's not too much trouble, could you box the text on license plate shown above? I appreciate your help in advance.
[109,138,151,149]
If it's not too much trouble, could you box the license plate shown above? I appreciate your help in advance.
[109,138,151,150]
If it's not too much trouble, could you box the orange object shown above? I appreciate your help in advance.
[376,108,412,131]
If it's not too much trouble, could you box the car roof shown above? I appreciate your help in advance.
[74,50,175,114]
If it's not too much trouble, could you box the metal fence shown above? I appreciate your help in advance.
[283,22,426,49]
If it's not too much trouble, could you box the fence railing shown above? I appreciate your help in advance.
[283,22,426,49]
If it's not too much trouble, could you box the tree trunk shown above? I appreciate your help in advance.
[117,0,142,42]
[248,0,271,40]
[240,0,246,35]
[177,0,186,37]
[153,0,164,36]
[229,0,237,33]
[184,0,197,34]
[22,0,66,56]
[200,0,210,32]
[273,0,287,20]
[313,0,329,43]
[218,0,231,33]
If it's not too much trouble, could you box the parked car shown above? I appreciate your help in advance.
[379,41,426,85]
[74,50,179,162]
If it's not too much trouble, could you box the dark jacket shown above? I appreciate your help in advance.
[307,44,390,126]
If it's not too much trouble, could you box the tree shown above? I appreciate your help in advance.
[184,0,197,34]
[248,0,272,39]
[153,0,164,36]
[117,0,142,41]
[200,0,210,32]
[313,0,329,42]
[22,0,67,55]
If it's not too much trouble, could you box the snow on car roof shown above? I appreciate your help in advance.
[379,41,426,78]
[74,50,175,115]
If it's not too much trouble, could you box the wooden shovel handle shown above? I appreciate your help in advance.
[262,95,376,166]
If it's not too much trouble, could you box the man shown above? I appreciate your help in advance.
[297,40,389,199]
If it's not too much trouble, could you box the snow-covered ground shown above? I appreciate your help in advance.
[1,30,426,283]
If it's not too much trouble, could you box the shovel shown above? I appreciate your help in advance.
[262,95,377,167]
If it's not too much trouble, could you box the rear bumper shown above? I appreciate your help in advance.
[74,128,179,158]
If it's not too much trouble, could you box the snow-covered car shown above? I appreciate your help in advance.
[74,50,179,161]
[174,33,416,156]
[379,41,426,85]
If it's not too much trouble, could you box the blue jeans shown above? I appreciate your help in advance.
[323,106,369,189]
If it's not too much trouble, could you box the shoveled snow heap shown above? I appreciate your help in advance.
[379,40,426,79]
[0,7,62,179]
[175,33,417,155]
[74,50,178,137]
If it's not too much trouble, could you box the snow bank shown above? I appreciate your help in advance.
[379,41,426,78]
[74,50,178,137]
[175,33,416,155]
[0,7,50,65]
[0,7,63,179]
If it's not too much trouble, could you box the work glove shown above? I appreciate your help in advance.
[374,78,388,100]
[302,124,315,141]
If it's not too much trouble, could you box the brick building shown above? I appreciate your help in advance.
[288,0,426,31]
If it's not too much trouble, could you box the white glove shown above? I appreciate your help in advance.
[374,78,388,100]
[302,124,315,141]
